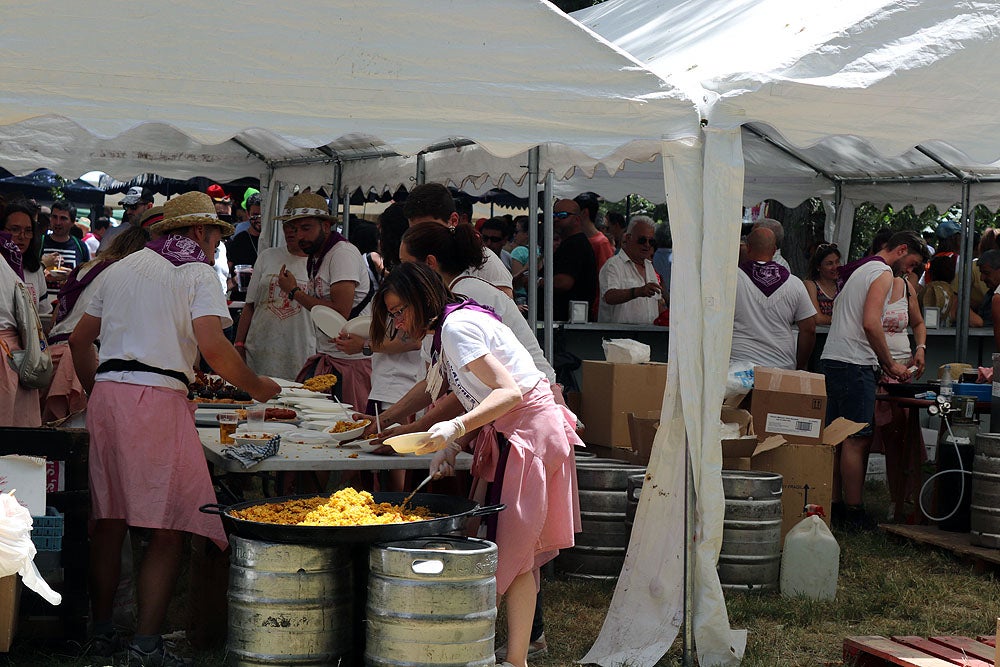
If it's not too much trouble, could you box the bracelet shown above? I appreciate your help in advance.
[234,342,246,349]
[287,286,300,300]
[915,344,927,350]
[630,287,636,299]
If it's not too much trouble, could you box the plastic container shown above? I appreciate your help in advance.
[779,515,840,600]
[940,364,953,398]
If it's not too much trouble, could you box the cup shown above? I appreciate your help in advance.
[235,265,253,292]
[246,403,267,432]
[217,412,239,445]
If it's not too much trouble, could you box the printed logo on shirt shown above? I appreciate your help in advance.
[266,275,305,321]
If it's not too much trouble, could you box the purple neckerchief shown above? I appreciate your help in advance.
[837,255,888,290]
[0,232,23,280]
[739,260,790,297]
[431,299,503,358]
[52,259,114,326]
[306,229,347,280]
[145,234,209,267]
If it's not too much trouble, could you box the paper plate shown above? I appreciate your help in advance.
[283,429,334,444]
[268,377,303,388]
[342,316,372,337]
[311,306,347,339]
[235,422,297,434]
[281,387,322,398]
[293,398,353,412]
[324,419,371,442]
[384,432,434,454]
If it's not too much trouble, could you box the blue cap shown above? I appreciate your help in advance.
[936,220,961,239]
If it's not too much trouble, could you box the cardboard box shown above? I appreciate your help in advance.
[611,411,660,465]
[751,367,827,445]
[721,407,863,542]
[0,456,47,516]
[580,361,667,449]
[0,575,19,652]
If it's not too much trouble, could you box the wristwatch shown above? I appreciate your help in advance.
[362,343,373,357]
[287,286,300,300]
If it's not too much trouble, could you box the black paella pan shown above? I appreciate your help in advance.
[200,492,504,545]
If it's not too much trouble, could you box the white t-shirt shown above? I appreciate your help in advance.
[0,261,21,331]
[730,267,816,370]
[48,262,109,341]
[449,272,556,383]
[471,248,513,291]
[244,247,317,380]
[309,240,371,359]
[88,248,232,391]
[597,252,660,324]
[438,309,544,412]
[822,260,892,365]
[370,346,426,404]
[23,267,52,316]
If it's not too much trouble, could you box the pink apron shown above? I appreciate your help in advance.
[41,343,90,422]
[87,381,227,549]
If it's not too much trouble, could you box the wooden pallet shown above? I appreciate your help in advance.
[880,524,1000,571]
[844,635,997,666]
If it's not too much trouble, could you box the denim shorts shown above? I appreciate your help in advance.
[823,359,877,437]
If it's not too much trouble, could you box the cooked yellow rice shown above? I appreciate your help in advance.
[231,488,431,526]
[302,374,338,392]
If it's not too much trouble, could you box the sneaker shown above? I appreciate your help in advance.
[126,639,193,666]
[86,630,127,660]
[495,632,548,662]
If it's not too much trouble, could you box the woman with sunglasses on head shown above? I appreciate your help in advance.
[370,262,579,667]
[805,243,842,326]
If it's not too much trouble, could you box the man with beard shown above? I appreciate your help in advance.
[226,192,263,301]
[820,229,929,529]
[276,192,372,408]
[99,187,154,253]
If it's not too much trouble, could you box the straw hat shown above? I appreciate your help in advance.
[276,192,336,224]
[139,206,165,229]
[148,192,235,237]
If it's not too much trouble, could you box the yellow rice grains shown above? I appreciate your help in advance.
[231,488,431,526]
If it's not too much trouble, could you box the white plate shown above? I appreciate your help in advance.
[342,315,372,337]
[269,377,303,388]
[236,422,297,434]
[233,433,282,447]
[280,388,323,398]
[293,399,353,412]
[301,419,345,431]
[323,419,371,442]
[384,432,434,454]
[282,429,334,444]
[311,306,347,339]
[301,410,351,421]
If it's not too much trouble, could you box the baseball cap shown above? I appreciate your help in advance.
[936,220,961,239]
[119,186,154,206]
[207,184,232,204]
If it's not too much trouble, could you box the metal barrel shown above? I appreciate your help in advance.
[557,460,646,580]
[718,470,782,591]
[227,537,354,666]
[971,433,1000,548]
[625,473,646,528]
[365,537,498,667]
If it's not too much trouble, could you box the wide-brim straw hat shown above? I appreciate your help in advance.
[148,192,235,237]
[276,192,336,224]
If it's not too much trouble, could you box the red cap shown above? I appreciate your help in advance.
[207,184,231,204]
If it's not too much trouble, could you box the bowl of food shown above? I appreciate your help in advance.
[233,432,281,448]
[323,419,371,443]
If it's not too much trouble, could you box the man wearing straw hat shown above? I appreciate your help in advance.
[276,191,373,409]
[70,191,280,666]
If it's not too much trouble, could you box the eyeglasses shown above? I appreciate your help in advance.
[388,303,408,322]
[552,211,576,221]
[4,226,33,238]
[248,215,262,224]
[817,243,838,251]
[481,235,503,243]
[634,236,654,246]
[123,203,143,211]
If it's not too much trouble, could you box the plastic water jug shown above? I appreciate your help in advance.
[779,514,840,600]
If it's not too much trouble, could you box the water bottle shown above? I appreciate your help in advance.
[779,512,840,600]
[940,364,953,399]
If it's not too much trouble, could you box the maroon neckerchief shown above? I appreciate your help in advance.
[306,229,347,280]
[52,260,114,326]
[431,299,503,359]
[837,255,888,291]
[145,234,210,267]
[0,232,23,280]
[739,260,790,297]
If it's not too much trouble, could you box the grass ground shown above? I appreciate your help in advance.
[5,482,999,666]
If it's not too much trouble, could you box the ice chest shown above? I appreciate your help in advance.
[580,361,667,449]
[751,367,827,445]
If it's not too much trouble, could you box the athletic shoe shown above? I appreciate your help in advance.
[126,639,193,666]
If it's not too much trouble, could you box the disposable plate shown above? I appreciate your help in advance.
[384,432,434,454]
[311,306,347,339]
[342,315,372,337]
[323,420,371,442]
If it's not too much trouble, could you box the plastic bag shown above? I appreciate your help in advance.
[0,493,61,605]
[725,362,755,401]
[603,338,651,364]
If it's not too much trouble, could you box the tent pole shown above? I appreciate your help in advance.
[416,154,426,186]
[527,148,540,335]
[682,433,694,667]
[330,161,342,226]
[956,182,974,361]
[543,170,555,363]
[341,190,350,240]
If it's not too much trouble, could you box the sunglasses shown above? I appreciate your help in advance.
[817,243,839,252]
[123,203,143,211]
[552,211,576,221]
[634,236,654,246]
